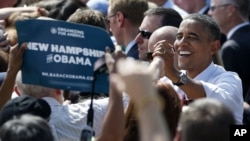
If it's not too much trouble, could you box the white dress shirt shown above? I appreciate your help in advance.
[194,62,243,124]
[161,62,243,124]
[43,97,108,141]
[43,94,130,141]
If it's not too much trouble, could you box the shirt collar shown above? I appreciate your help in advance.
[227,22,249,39]
[125,40,136,54]
[193,62,215,81]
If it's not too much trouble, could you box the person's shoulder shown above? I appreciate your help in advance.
[75,97,109,109]
[215,65,241,81]
[230,24,250,40]
[93,97,109,107]
[221,31,249,52]
[212,64,240,79]
[238,24,250,32]
[221,39,238,50]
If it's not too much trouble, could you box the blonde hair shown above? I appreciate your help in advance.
[16,71,54,98]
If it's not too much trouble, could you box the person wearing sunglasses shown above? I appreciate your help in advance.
[135,7,182,61]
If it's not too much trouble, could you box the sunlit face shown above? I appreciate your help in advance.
[174,19,215,77]
[135,15,162,60]
[208,0,232,34]
[107,7,121,45]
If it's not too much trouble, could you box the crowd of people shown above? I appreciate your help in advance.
[0,0,249,141]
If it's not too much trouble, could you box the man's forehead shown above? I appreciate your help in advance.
[179,19,204,31]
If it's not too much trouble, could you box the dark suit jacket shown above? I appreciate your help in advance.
[126,43,139,60]
[220,24,250,101]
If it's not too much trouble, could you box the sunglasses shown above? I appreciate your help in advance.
[138,30,152,39]
[105,14,116,24]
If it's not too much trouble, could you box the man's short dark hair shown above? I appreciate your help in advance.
[0,114,54,141]
[144,7,183,28]
[184,14,221,41]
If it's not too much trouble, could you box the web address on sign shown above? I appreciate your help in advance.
[41,72,93,80]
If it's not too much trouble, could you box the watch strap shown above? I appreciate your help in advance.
[172,71,187,86]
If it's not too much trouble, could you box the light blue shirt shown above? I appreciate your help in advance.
[161,62,243,124]
[43,94,130,141]
[43,97,108,141]
[194,62,243,124]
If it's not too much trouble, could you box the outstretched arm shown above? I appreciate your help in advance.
[96,46,125,141]
[115,58,171,141]
[153,40,206,99]
[0,43,26,109]
[0,7,47,20]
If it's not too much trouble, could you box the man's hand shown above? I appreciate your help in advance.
[105,45,125,74]
[8,43,27,73]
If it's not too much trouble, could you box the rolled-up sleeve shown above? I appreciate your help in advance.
[201,72,243,124]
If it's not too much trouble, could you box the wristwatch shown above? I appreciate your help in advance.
[173,71,187,86]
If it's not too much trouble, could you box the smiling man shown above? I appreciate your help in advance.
[153,14,243,124]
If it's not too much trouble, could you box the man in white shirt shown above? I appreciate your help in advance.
[15,71,129,141]
[153,13,243,124]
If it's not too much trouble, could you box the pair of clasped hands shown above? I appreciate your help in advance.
[104,39,175,101]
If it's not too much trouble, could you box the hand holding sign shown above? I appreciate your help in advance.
[16,19,114,94]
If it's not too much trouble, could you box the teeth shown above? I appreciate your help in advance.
[179,51,191,55]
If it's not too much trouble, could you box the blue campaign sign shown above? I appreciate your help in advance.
[16,19,114,94]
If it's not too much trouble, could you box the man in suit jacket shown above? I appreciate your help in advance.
[126,43,139,59]
[135,7,182,61]
[107,0,148,59]
[209,0,250,124]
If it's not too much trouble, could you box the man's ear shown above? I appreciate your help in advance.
[116,11,126,27]
[210,40,221,55]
